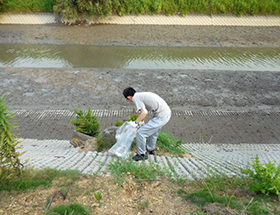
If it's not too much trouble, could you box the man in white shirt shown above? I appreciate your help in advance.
[123,87,171,161]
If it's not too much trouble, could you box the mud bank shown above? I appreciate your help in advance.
[0,24,279,111]
[0,24,280,47]
[1,67,279,112]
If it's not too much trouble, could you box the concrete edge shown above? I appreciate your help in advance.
[0,12,280,26]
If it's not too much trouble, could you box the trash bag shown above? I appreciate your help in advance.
[108,121,137,159]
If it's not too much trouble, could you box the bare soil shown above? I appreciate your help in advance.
[0,174,199,215]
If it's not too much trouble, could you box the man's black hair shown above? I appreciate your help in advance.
[123,87,136,98]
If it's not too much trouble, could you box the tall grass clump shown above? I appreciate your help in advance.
[156,131,185,156]
[108,159,168,182]
[0,95,24,182]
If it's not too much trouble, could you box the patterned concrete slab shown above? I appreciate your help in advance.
[12,109,280,178]
[0,12,279,26]
[17,139,280,179]
[11,109,280,144]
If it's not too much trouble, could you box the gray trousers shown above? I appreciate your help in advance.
[136,114,171,155]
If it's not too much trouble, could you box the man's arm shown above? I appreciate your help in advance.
[136,107,148,124]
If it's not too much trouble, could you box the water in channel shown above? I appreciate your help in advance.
[0,44,279,71]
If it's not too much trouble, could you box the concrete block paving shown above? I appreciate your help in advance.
[17,138,280,179]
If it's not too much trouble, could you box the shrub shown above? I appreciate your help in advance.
[241,155,280,195]
[0,0,4,12]
[53,0,82,23]
[0,94,24,181]
[70,107,100,137]
[53,0,110,24]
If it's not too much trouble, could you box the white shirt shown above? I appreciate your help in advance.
[132,92,171,118]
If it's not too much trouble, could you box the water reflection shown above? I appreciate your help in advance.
[0,44,279,71]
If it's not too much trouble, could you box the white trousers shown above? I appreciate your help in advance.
[136,114,171,155]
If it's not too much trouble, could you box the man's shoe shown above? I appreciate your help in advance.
[148,150,155,155]
[132,153,148,161]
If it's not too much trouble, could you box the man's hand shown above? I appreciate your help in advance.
[139,121,144,127]
[128,121,138,128]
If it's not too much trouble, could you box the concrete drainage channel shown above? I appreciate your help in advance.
[13,109,280,179]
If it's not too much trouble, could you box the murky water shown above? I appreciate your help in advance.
[0,44,279,71]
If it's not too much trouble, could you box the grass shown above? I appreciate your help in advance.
[0,0,56,12]
[156,130,186,156]
[108,158,169,182]
[1,0,279,23]
[46,203,90,215]
[0,168,80,192]
[179,172,280,215]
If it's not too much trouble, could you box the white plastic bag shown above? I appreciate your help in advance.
[108,121,137,159]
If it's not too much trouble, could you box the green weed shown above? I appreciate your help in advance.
[59,184,72,200]
[114,120,123,127]
[114,113,139,127]
[241,155,280,196]
[96,133,114,152]
[43,194,56,215]
[94,191,102,201]
[156,131,185,156]
[108,158,168,181]
[46,203,90,215]
[137,199,149,210]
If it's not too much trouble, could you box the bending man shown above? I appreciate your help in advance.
[123,87,171,161]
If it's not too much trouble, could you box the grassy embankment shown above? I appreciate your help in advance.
[1,0,280,22]
[1,157,280,215]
